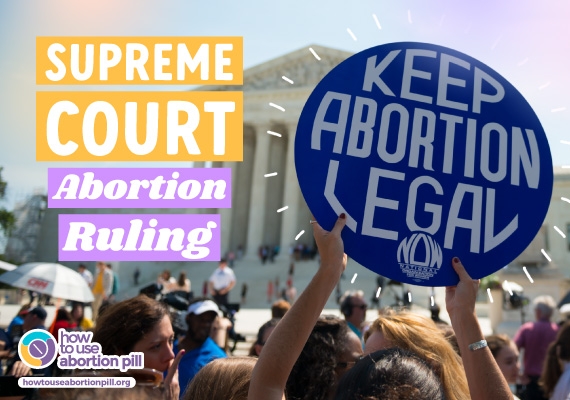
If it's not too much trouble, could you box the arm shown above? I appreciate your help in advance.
[446,258,512,400]
[248,215,347,400]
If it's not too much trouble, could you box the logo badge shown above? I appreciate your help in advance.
[19,329,58,369]
[397,233,443,282]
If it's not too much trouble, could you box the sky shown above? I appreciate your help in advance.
[0,0,569,207]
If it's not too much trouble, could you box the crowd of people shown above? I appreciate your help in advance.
[1,217,570,400]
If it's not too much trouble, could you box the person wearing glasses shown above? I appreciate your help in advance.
[339,290,368,340]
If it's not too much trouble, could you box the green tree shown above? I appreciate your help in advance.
[0,167,15,236]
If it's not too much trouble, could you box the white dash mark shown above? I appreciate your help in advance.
[309,47,321,61]
[376,287,382,298]
[430,295,435,307]
[351,273,358,284]
[551,107,566,113]
[503,280,513,296]
[408,10,413,24]
[267,130,282,137]
[487,288,494,303]
[269,103,285,112]
[464,23,472,34]
[32,343,43,354]
[408,292,412,303]
[372,14,382,29]
[560,140,570,145]
[439,14,446,28]
[541,249,552,262]
[295,230,305,241]
[562,197,570,204]
[517,58,529,66]
[277,206,289,213]
[282,76,294,84]
[347,28,357,41]
[264,172,278,178]
[523,266,534,283]
[554,226,566,238]
[539,81,551,90]
[491,36,501,50]
[562,166,570,169]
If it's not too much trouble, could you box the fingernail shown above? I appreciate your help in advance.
[340,213,346,219]
[453,257,459,263]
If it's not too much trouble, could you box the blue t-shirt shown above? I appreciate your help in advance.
[174,337,226,398]
[7,316,24,336]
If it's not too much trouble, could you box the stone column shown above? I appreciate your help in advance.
[219,161,234,255]
[246,124,271,257]
[279,121,301,258]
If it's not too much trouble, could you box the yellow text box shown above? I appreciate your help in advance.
[36,37,243,85]
[36,91,243,161]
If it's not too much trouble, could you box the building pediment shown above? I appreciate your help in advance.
[201,44,352,92]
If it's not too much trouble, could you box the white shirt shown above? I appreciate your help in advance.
[209,266,236,290]
[551,361,570,400]
[80,269,93,288]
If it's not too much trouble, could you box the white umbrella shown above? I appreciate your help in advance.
[0,260,17,271]
[0,262,94,302]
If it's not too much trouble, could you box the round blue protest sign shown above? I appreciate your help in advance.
[296,42,553,286]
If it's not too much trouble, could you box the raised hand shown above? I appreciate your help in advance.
[445,257,480,320]
[312,213,347,279]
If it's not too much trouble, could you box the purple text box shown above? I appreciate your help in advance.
[58,214,220,261]
[48,168,231,209]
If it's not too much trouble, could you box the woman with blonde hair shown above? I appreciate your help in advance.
[183,356,257,400]
[364,310,470,400]
[248,215,512,400]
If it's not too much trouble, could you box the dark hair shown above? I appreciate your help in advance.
[178,271,187,288]
[92,295,171,355]
[271,299,291,319]
[286,316,352,400]
[334,348,445,400]
[248,319,280,356]
[71,302,85,325]
[55,307,73,323]
[540,321,570,396]
[97,298,117,318]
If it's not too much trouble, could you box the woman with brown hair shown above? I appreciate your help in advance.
[92,295,184,400]
[364,310,470,400]
[50,307,78,340]
[486,334,520,399]
[183,357,257,400]
[540,321,570,400]
[172,271,191,293]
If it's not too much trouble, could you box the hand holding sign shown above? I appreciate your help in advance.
[312,214,348,280]
[296,42,553,286]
